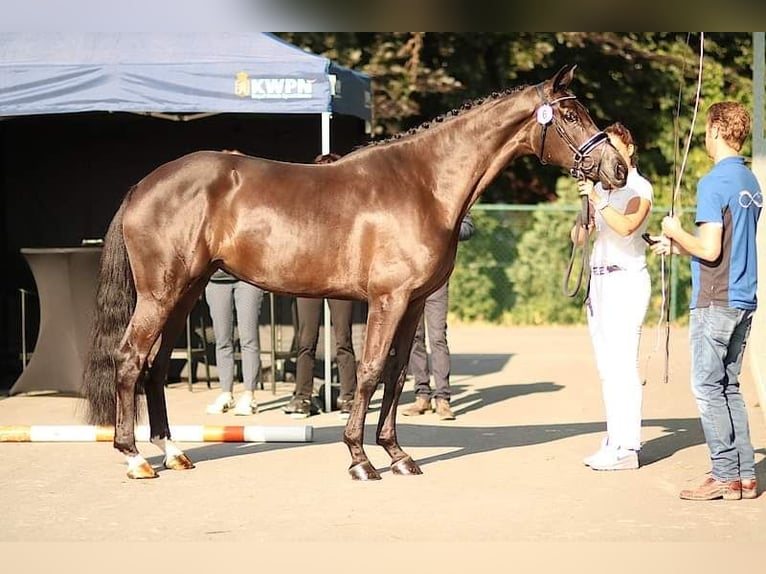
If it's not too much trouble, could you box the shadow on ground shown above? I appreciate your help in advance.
[450,353,514,377]
[148,415,729,480]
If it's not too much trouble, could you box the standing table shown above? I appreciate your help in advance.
[10,247,102,395]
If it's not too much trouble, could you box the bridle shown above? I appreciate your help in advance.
[535,83,609,180]
[533,83,611,298]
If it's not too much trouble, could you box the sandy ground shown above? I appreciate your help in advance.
[1,325,764,566]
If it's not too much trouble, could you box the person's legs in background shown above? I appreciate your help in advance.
[402,309,433,416]
[423,282,455,420]
[329,299,357,419]
[284,297,322,418]
[205,281,236,414]
[403,282,454,419]
[231,282,264,415]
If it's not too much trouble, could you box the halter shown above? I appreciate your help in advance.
[534,83,609,181]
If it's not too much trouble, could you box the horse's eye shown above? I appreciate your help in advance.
[564,110,577,122]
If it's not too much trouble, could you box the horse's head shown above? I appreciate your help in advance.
[532,65,627,189]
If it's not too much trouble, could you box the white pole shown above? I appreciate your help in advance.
[321,111,334,413]
[0,425,314,443]
[749,32,766,422]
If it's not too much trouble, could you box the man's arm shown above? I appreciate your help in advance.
[659,216,722,261]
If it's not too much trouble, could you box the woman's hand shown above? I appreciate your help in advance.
[577,179,596,201]
[577,179,602,210]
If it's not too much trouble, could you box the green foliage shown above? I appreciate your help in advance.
[505,180,590,325]
[449,210,515,322]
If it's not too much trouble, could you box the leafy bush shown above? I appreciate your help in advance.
[449,210,515,322]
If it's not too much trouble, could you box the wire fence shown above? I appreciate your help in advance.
[448,203,695,326]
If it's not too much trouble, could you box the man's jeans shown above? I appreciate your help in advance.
[690,305,756,481]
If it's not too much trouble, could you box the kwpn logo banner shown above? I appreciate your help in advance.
[235,71,317,100]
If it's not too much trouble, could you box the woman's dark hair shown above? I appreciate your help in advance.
[604,122,637,167]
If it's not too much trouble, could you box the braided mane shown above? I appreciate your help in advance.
[368,84,529,148]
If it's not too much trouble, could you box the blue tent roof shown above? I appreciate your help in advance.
[0,32,371,120]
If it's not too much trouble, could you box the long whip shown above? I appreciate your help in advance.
[657,32,705,385]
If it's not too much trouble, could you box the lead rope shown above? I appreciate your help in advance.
[563,181,591,298]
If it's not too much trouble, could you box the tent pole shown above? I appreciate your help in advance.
[321,112,334,413]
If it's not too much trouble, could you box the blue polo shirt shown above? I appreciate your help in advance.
[690,156,762,310]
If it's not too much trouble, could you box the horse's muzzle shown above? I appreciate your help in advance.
[596,154,627,189]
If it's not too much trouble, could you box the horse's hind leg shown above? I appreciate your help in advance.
[145,363,195,472]
[114,302,165,479]
[376,299,425,476]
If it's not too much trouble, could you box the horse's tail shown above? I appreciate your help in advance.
[82,191,137,426]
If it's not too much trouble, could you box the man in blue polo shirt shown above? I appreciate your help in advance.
[652,101,761,501]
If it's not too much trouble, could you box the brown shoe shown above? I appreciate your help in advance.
[402,396,432,416]
[741,478,758,499]
[434,398,456,421]
[679,476,742,501]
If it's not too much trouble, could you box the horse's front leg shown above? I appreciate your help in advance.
[343,294,409,480]
[376,300,425,476]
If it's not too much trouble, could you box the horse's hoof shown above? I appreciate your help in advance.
[127,461,158,479]
[348,461,382,481]
[164,453,195,471]
[391,456,423,476]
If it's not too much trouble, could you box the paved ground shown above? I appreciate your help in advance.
[1,325,764,560]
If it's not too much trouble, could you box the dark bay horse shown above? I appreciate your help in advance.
[83,64,627,480]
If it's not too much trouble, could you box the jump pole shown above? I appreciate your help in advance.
[0,425,313,443]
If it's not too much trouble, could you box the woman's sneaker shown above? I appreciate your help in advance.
[205,393,235,414]
[233,393,258,416]
[583,437,610,466]
[588,446,639,471]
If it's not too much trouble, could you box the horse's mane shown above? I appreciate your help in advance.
[363,84,529,150]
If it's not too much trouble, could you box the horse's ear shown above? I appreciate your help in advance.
[550,64,577,93]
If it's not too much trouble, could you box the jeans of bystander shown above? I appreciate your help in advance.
[690,305,756,482]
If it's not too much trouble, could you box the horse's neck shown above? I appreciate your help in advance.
[412,92,536,217]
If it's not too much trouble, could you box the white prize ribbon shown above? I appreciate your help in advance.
[536,104,553,125]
